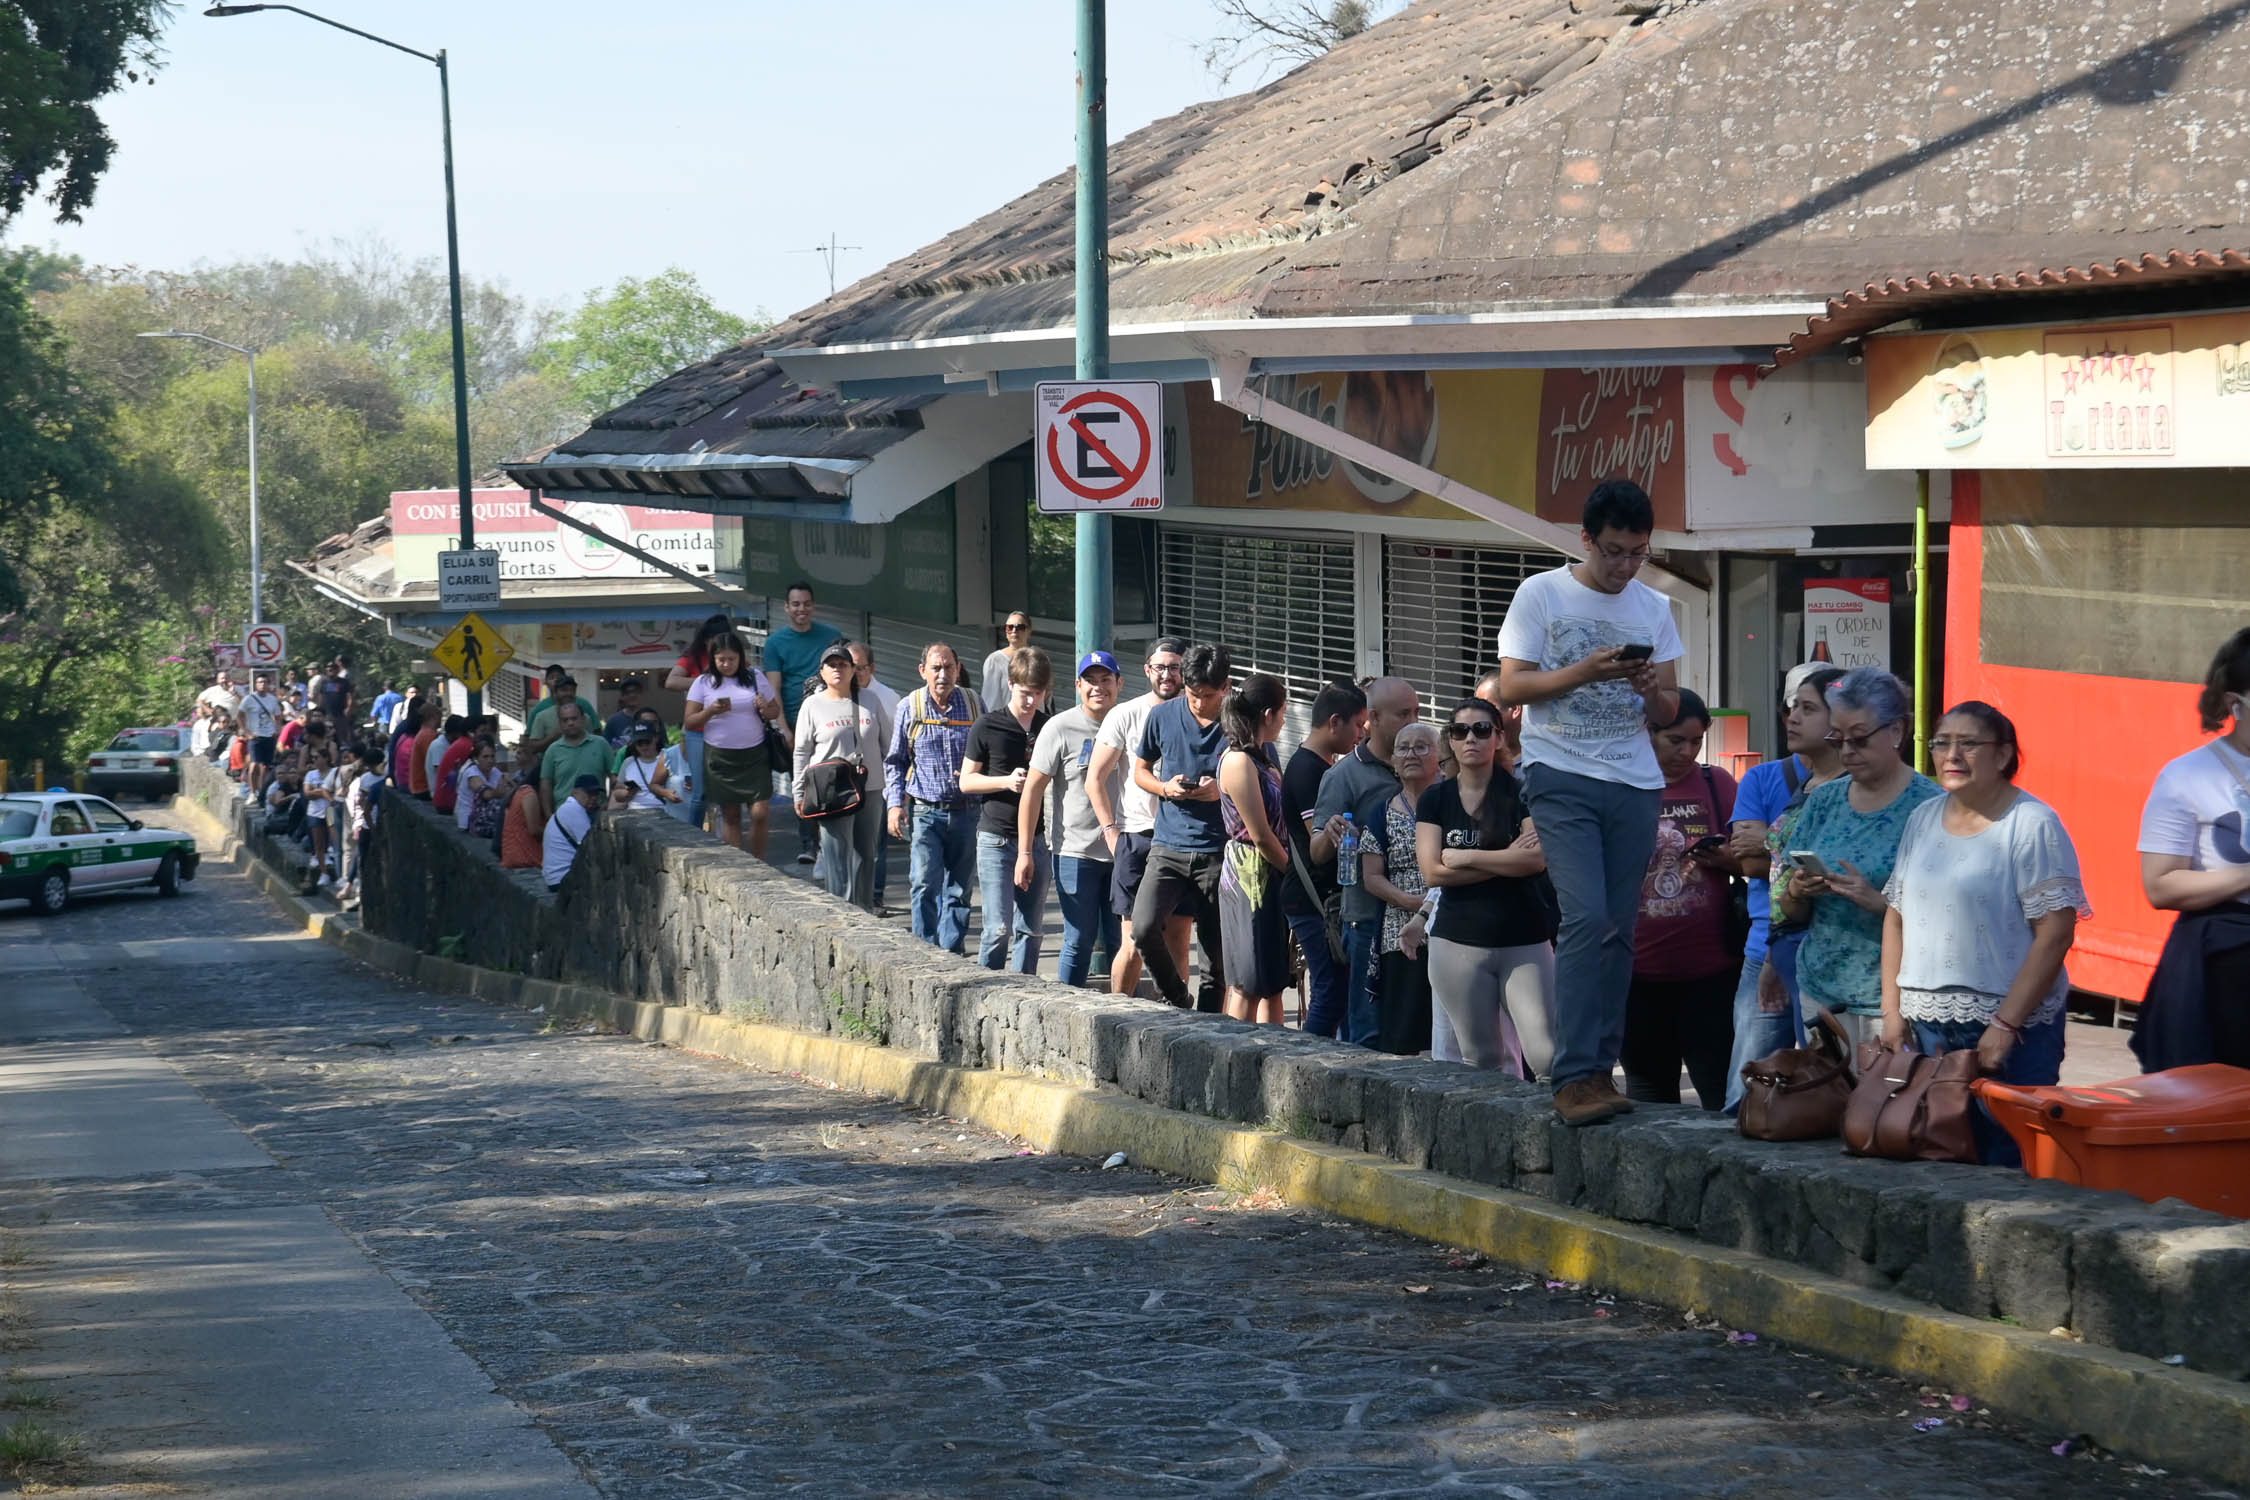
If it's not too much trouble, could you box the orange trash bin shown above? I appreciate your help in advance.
[1974,1064,2250,1219]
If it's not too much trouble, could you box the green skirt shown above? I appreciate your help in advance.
[703,741,772,805]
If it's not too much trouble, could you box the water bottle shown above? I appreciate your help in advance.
[1336,813,1360,887]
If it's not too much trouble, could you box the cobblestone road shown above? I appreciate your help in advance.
[0,835,2217,1498]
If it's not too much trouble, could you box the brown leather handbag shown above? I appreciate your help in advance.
[1738,1009,1857,1141]
[1840,1043,1981,1163]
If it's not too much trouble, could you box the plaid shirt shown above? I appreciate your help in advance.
[884,685,981,811]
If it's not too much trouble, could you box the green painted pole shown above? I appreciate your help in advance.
[438,47,483,720]
[1913,468,1930,773]
[1073,0,1113,659]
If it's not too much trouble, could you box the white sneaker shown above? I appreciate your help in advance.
[317,873,334,889]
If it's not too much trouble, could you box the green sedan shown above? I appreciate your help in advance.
[0,792,200,916]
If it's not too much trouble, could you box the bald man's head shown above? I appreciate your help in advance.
[1364,676,1420,760]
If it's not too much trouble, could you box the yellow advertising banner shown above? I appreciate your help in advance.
[1864,310,2250,469]
[1184,368,1691,529]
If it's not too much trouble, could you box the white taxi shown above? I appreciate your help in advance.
[0,792,200,916]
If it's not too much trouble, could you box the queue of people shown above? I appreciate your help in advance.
[173,487,2250,1176]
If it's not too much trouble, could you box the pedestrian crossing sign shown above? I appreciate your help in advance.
[432,611,512,691]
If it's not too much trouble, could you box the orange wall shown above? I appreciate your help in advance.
[1944,472,2199,1001]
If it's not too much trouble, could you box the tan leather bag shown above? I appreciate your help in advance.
[1738,1009,1856,1141]
[1840,1043,1981,1162]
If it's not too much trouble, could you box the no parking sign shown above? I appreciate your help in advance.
[242,622,287,668]
[1034,381,1165,514]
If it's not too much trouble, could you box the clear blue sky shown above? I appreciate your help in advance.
[17,1,1245,323]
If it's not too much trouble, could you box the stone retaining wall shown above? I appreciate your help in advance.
[187,754,2250,1380]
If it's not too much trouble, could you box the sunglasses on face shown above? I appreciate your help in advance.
[1446,721,1498,740]
[1823,721,1899,752]
[1006,621,1032,632]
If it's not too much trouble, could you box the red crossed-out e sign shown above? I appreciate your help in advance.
[1034,381,1166,514]
[242,622,288,668]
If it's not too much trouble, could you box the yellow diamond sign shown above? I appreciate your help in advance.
[432,611,513,691]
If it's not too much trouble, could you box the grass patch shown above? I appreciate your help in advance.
[0,1238,29,1269]
[0,1417,84,1476]
[0,1378,58,1411]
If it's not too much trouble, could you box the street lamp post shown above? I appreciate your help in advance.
[204,3,481,712]
[139,331,260,624]
[1073,0,1112,659]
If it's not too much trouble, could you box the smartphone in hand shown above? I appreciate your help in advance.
[1788,850,1831,879]
[1614,642,1656,662]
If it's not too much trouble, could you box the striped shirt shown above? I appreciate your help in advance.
[883,686,982,811]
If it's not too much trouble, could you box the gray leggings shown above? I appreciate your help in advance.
[1426,935,1557,1078]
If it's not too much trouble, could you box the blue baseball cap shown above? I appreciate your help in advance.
[1076,650,1120,679]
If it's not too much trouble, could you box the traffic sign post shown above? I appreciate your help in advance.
[431,610,513,694]
[438,547,502,608]
[1035,381,1164,515]
[241,622,287,669]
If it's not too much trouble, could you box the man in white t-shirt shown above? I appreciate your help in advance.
[236,670,286,800]
[1497,480,1683,1128]
[1086,636,1193,998]
[197,670,240,716]
[543,774,602,891]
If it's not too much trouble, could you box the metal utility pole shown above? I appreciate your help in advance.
[1074,0,1113,659]
[204,3,482,714]
[140,332,261,623]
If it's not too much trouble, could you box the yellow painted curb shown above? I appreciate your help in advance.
[190,793,2250,1488]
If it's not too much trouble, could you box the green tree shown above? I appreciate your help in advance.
[0,0,171,224]
[540,267,761,417]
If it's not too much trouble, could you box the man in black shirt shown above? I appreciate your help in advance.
[1282,681,1368,1038]
[960,647,1055,973]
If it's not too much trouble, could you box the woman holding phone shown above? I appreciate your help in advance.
[683,630,781,854]
[1771,668,1939,1044]
[1622,689,1741,1107]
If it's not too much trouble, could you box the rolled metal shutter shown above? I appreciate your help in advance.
[1382,538,1558,717]
[1158,524,1358,739]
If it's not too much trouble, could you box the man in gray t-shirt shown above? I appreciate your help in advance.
[1020,651,1123,989]
[1311,675,1421,1047]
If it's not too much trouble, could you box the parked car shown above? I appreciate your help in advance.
[0,793,200,916]
[84,726,186,800]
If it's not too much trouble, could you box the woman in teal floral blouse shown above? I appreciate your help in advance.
[1771,668,1939,1045]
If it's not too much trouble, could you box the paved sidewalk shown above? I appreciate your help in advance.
[0,816,2200,1497]
[0,947,595,1495]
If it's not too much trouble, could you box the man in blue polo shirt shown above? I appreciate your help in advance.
[1130,641,1233,1013]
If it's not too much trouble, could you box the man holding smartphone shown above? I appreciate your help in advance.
[1130,642,1234,1013]
[1497,480,1684,1127]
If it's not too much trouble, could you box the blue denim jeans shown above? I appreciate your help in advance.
[1910,1011,2065,1167]
[1344,917,1382,1047]
[1522,762,1661,1093]
[1053,854,1118,989]
[977,831,1051,973]
[908,803,978,954]
[1721,936,1807,1115]
[1291,909,1348,1038]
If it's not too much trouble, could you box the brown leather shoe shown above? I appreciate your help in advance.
[1553,1077,1621,1127]
[1598,1075,1637,1116]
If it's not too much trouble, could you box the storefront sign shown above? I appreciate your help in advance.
[1864,311,2250,469]
[1533,366,1686,530]
[499,618,706,670]
[1686,363,1923,528]
[1803,579,1891,670]
[390,489,715,581]
[1184,371,1543,521]
[734,488,956,622]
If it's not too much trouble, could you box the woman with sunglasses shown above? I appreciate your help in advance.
[1416,699,1557,1075]
[1880,701,2086,1163]
[982,613,1039,714]
[1771,668,1940,1045]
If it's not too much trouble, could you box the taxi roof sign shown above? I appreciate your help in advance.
[431,611,513,691]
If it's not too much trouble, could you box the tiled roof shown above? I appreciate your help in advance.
[528,0,2250,474]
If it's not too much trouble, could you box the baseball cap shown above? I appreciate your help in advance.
[571,774,604,793]
[1076,649,1120,679]
[630,720,658,740]
[820,639,856,665]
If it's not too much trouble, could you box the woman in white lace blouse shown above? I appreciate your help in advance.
[1880,701,2089,1166]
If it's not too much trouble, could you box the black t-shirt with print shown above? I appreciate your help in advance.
[966,708,1051,839]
